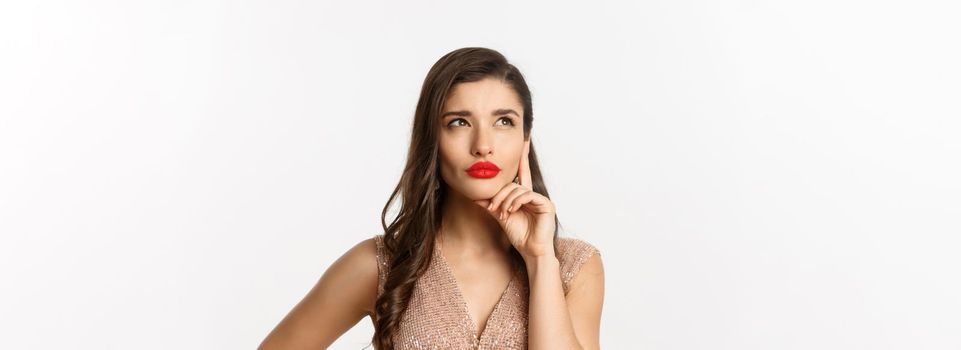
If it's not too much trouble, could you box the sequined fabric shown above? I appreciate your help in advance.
[372,234,600,349]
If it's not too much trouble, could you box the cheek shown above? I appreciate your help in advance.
[438,154,454,176]
[437,136,467,165]
[437,145,459,181]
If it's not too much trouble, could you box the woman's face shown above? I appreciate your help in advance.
[438,77,525,201]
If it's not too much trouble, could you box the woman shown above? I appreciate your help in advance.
[259,47,604,350]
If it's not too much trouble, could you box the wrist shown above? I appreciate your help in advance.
[523,253,559,271]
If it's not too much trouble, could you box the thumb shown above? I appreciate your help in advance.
[474,199,505,222]
[474,199,491,209]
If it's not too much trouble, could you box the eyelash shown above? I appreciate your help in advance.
[447,117,515,128]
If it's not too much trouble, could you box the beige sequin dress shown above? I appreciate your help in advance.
[371,234,600,349]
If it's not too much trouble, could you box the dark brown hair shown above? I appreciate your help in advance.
[370,47,562,349]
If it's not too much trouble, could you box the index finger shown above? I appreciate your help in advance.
[518,136,532,189]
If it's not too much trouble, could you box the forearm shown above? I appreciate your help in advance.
[525,255,583,350]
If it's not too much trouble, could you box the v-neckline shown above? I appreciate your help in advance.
[434,242,518,341]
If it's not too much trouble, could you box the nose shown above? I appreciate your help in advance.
[471,126,493,157]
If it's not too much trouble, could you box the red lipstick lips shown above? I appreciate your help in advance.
[466,161,501,179]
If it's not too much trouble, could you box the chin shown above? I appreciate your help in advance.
[451,181,502,200]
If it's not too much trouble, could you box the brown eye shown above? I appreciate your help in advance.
[447,118,468,127]
[497,117,515,126]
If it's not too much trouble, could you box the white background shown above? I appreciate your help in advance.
[2,0,960,349]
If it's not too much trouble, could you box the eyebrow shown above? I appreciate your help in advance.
[440,108,520,119]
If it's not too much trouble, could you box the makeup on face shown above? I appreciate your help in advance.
[466,161,501,179]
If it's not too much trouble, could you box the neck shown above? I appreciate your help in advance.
[437,187,513,257]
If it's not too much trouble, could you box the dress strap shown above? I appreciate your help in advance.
[372,234,389,297]
[557,237,601,295]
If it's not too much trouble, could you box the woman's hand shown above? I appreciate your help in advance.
[473,137,556,260]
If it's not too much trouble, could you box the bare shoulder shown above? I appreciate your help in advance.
[340,236,378,270]
[257,237,380,350]
[336,237,380,315]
